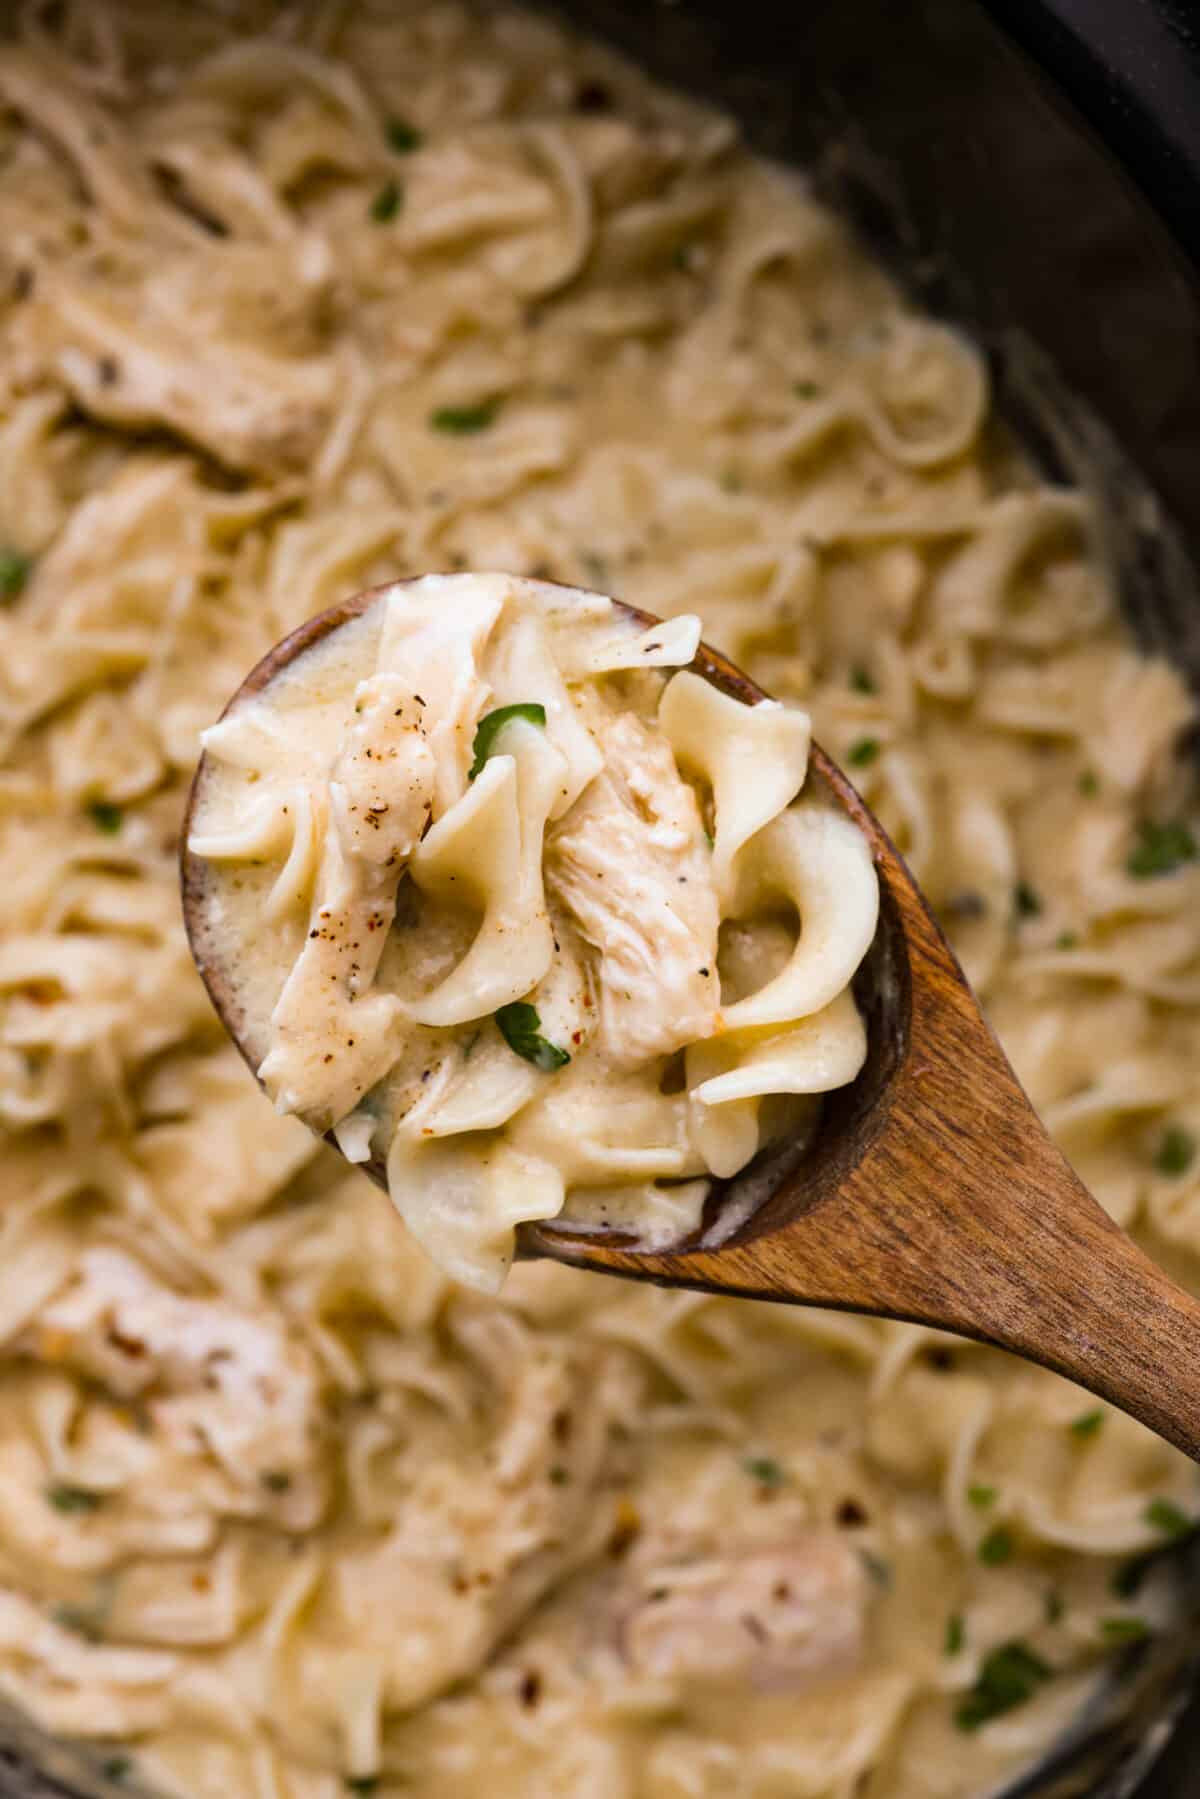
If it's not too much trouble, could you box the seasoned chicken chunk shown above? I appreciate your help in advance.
[620,1531,867,1692]
[259,673,436,1126]
[26,1250,325,1502]
[546,710,720,1064]
[14,270,335,476]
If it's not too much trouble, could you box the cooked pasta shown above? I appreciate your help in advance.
[0,2,1198,1796]
[186,573,875,1289]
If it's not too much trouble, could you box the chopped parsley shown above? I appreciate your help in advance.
[1127,818,1197,878]
[849,664,876,694]
[1055,930,1079,950]
[742,1455,787,1488]
[548,1465,569,1485]
[369,179,402,222]
[1101,1615,1151,1644]
[967,1484,996,1510]
[495,1001,570,1072]
[1045,1589,1064,1624]
[955,1641,1052,1731]
[53,1603,103,1641]
[1078,770,1099,796]
[847,737,880,768]
[1014,881,1041,918]
[260,1470,292,1493]
[580,549,609,586]
[1144,1497,1193,1540]
[1070,1409,1105,1439]
[1112,1554,1153,1599]
[670,240,697,270]
[0,547,31,601]
[794,379,821,400]
[385,117,423,153]
[45,1483,104,1514]
[101,1758,131,1783]
[468,702,547,780]
[430,399,499,434]
[1154,1126,1196,1178]
[944,1612,965,1655]
[87,800,123,834]
[344,1780,379,1796]
[859,1550,892,1589]
[978,1525,1015,1566]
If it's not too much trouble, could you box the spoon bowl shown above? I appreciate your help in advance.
[182,579,1200,1462]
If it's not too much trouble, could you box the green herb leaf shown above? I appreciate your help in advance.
[1014,881,1041,918]
[344,1780,379,1796]
[858,1550,893,1588]
[45,1483,104,1515]
[978,1525,1015,1566]
[548,1465,569,1485]
[967,1484,997,1510]
[1154,1126,1196,1178]
[944,1612,965,1655]
[101,1757,131,1783]
[670,241,696,270]
[369,179,402,222]
[794,379,821,400]
[847,737,880,768]
[849,664,876,694]
[260,1470,292,1493]
[468,702,547,780]
[1145,1497,1193,1540]
[430,399,499,434]
[1045,1589,1064,1624]
[87,801,123,835]
[0,547,31,601]
[955,1641,1052,1731]
[1101,1615,1151,1643]
[1078,770,1099,796]
[386,117,422,153]
[53,1603,103,1641]
[742,1455,786,1488]
[580,549,609,586]
[1055,930,1079,950]
[1112,1554,1153,1599]
[1127,819,1197,879]
[495,1001,570,1073]
[1070,1409,1105,1439]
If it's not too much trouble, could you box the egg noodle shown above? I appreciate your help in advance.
[0,2,1199,1795]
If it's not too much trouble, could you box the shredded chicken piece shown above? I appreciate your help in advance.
[259,674,436,1126]
[620,1532,867,1692]
[326,1302,638,1712]
[12,268,336,475]
[25,1249,325,1498]
[546,710,720,1064]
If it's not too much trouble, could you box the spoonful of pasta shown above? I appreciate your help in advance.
[181,572,1200,1462]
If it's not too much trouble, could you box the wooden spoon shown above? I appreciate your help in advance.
[182,581,1200,1462]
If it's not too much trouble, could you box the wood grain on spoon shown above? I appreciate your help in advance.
[182,581,1200,1463]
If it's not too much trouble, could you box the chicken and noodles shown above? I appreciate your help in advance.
[186,573,876,1289]
[1,2,1199,1795]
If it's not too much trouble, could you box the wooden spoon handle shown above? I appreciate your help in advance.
[539,856,1200,1462]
